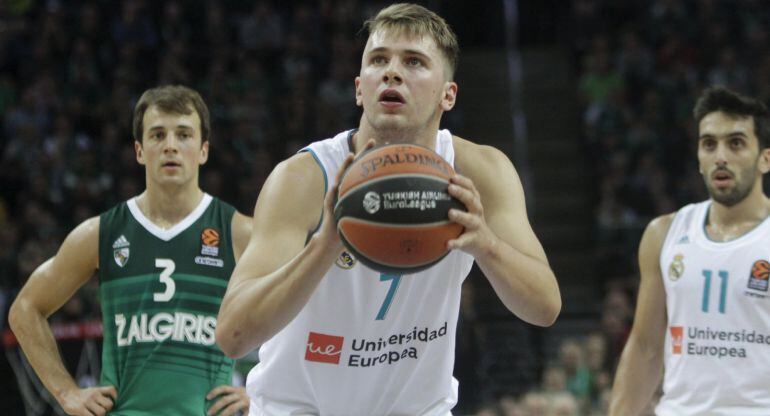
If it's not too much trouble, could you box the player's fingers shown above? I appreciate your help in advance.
[84,400,106,416]
[94,394,114,411]
[219,394,250,416]
[451,175,482,204]
[447,233,473,250]
[448,185,482,214]
[338,153,355,178]
[98,386,118,401]
[206,385,232,399]
[207,393,240,416]
[359,138,376,154]
[448,209,478,229]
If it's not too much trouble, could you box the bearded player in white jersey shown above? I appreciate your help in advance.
[610,86,770,415]
[216,3,561,415]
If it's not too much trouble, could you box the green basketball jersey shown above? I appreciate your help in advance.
[98,194,237,415]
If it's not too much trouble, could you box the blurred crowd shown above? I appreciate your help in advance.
[463,0,770,415]
[575,0,770,286]
[2,0,770,415]
[0,0,369,331]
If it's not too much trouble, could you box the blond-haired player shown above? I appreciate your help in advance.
[217,4,561,415]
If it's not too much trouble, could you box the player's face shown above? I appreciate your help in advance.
[135,105,209,188]
[355,29,457,134]
[698,111,770,206]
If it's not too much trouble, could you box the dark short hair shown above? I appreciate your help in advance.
[133,85,210,143]
[362,3,459,79]
[693,86,770,148]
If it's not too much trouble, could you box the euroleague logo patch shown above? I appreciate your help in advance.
[748,259,770,292]
[195,227,224,268]
[200,228,220,256]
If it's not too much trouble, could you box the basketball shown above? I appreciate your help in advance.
[333,143,465,274]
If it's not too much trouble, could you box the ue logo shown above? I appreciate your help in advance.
[305,332,344,364]
[670,326,683,355]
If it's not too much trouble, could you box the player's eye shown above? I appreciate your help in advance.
[406,57,423,67]
[371,56,387,65]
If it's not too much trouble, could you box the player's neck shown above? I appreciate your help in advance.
[707,186,770,239]
[355,118,440,152]
[135,185,205,230]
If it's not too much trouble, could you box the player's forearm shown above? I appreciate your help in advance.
[474,236,561,326]
[8,300,79,403]
[217,234,342,358]
[609,339,663,416]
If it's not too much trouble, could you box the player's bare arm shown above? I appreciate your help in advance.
[230,211,252,262]
[8,217,118,416]
[217,152,352,357]
[451,137,561,326]
[609,214,672,416]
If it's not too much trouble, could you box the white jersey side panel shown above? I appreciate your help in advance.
[247,130,475,416]
[656,201,770,416]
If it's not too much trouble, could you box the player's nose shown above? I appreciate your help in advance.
[382,62,403,84]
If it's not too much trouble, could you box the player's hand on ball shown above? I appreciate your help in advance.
[447,174,496,257]
[318,138,376,248]
[207,385,249,416]
[59,386,117,416]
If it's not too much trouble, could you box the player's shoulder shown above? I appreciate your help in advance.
[641,212,677,251]
[452,135,512,176]
[270,151,324,188]
[65,215,101,246]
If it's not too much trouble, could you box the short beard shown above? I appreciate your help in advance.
[703,164,757,207]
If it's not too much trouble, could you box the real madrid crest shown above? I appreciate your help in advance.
[113,235,130,267]
[335,250,357,269]
[668,254,684,281]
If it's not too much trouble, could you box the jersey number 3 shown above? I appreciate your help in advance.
[154,258,176,302]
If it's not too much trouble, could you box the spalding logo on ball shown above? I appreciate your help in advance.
[334,143,465,274]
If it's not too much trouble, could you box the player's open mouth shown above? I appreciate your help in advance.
[712,170,733,186]
[379,90,405,107]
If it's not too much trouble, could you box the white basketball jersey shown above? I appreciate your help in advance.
[657,201,770,415]
[246,129,475,416]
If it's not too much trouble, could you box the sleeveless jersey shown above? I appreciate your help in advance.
[657,200,770,415]
[98,194,237,415]
[246,130,475,416]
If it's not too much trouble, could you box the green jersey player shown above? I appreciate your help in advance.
[10,85,251,416]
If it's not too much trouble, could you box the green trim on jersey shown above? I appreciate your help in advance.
[98,196,237,415]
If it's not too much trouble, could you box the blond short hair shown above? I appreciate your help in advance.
[363,3,459,78]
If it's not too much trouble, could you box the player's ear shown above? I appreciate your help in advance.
[355,76,363,107]
[440,81,457,111]
[759,147,770,174]
[135,140,145,165]
[199,140,209,165]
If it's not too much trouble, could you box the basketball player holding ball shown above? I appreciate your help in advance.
[217,4,561,415]
[610,87,770,415]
